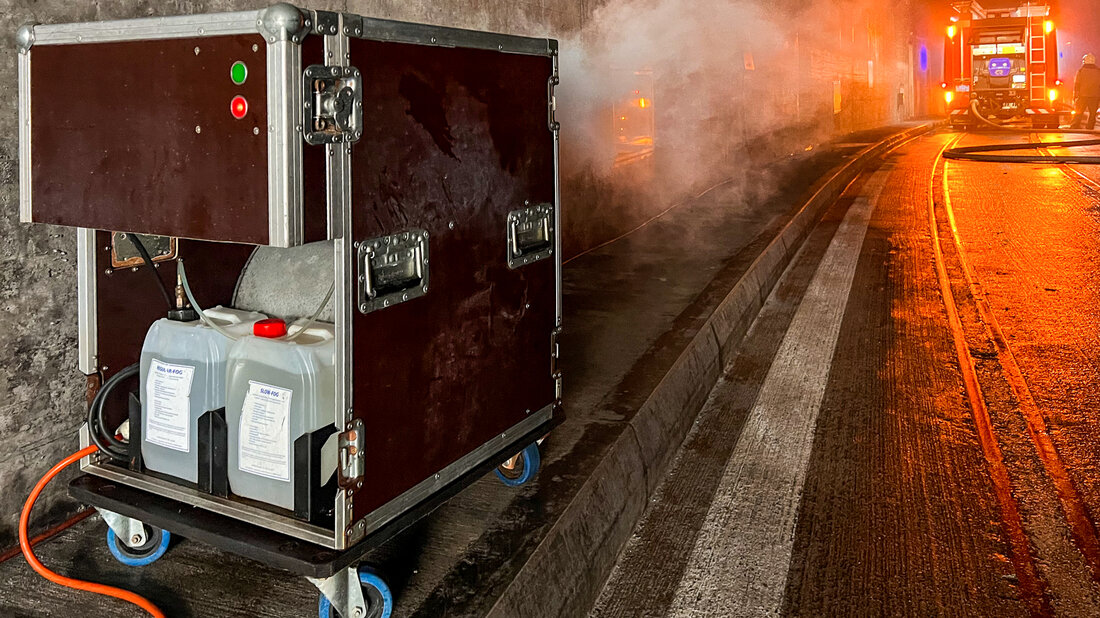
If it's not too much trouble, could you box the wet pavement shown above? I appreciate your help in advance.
[593,130,1100,616]
[0,123,923,617]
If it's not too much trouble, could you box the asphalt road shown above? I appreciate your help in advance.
[593,130,1100,616]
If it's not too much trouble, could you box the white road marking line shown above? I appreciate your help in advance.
[666,171,888,618]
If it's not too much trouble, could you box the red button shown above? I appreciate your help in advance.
[253,318,287,338]
[230,95,248,120]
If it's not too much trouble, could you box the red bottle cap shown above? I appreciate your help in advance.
[253,318,287,338]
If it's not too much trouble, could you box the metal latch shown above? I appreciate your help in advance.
[303,65,363,145]
[551,328,562,401]
[507,203,555,269]
[547,73,560,132]
[357,229,430,314]
[338,419,365,489]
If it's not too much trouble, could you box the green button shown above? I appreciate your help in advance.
[230,61,247,85]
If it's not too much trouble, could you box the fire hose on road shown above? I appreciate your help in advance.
[943,139,1100,163]
[944,102,1100,163]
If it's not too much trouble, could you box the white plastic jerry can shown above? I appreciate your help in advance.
[226,318,338,511]
[139,307,267,484]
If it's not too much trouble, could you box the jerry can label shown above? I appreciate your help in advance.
[238,380,293,481]
[145,359,195,452]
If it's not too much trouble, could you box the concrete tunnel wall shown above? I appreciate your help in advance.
[0,0,916,549]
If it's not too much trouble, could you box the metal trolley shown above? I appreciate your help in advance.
[17,4,562,616]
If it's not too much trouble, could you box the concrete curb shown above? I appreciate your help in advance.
[487,122,938,618]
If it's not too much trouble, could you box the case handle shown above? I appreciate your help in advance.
[357,229,430,314]
[507,203,555,269]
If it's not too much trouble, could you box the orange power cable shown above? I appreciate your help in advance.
[19,444,166,618]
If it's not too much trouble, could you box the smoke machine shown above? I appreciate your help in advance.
[16,4,561,615]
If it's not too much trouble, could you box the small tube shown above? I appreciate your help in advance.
[286,281,335,341]
[176,260,240,341]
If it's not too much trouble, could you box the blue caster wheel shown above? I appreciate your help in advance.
[106,525,171,567]
[495,441,540,487]
[318,567,393,618]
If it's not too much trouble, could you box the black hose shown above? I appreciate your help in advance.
[945,102,1100,163]
[87,363,140,462]
[125,233,174,311]
[943,139,1100,163]
[962,100,1100,134]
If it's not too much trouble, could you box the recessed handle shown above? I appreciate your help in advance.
[507,203,555,269]
[357,229,430,314]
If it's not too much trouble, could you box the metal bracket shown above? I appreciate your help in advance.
[341,14,365,38]
[311,10,340,36]
[110,233,177,269]
[258,3,310,43]
[303,64,364,145]
[98,508,147,548]
[307,566,367,618]
[507,203,555,269]
[338,419,365,490]
[356,229,430,314]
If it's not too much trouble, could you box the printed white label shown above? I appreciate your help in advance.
[238,381,292,481]
[145,359,195,452]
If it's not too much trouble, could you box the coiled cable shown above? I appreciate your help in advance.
[86,363,139,461]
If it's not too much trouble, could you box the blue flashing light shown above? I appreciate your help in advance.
[989,58,1012,77]
[919,46,929,72]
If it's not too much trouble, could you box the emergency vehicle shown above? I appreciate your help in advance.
[942,0,1064,128]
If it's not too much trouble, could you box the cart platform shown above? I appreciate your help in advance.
[69,414,555,579]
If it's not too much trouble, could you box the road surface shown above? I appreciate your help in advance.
[593,130,1100,617]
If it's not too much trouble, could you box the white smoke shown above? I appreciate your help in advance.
[559,0,786,183]
[555,0,912,255]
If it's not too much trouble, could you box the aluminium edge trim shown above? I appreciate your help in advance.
[347,14,556,57]
[552,52,562,328]
[76,229,99,375]
[28,11,260,45]
[266,36,305,248]
[83,461,337,548]
[323,13,355,550]
[17,44,31,223]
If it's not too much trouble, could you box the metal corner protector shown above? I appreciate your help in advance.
[258,3,311,43]
[16,22,36,53]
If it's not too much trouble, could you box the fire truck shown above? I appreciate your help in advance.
[942,0,1063,128]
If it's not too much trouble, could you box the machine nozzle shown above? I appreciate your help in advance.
[167,267,199,322]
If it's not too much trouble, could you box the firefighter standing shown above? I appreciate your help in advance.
[1068,53,1100,130]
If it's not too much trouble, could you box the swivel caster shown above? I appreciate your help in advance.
[495,441,540,487]
[106,525,171,567]
[315,565,392,618]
